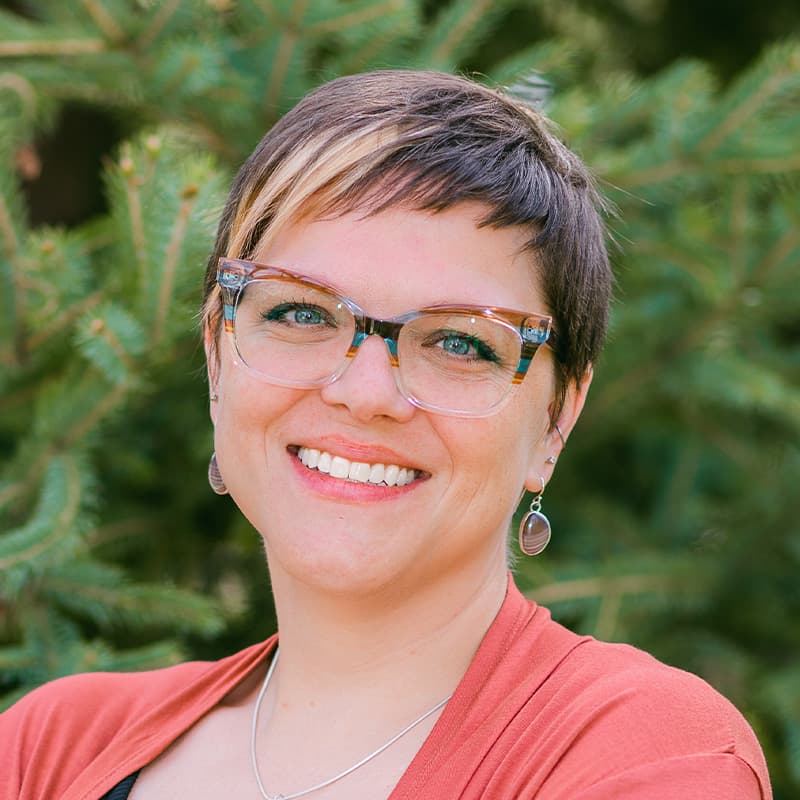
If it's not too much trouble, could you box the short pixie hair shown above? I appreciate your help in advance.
[202,70,612,420]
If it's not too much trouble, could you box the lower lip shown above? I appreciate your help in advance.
[289,450,424,502]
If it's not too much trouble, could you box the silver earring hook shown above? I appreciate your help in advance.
[529,474,546,511]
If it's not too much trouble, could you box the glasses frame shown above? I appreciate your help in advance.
[216,257,554,418]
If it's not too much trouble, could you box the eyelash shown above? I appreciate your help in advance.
[424,331,500,363]
[263,301,336,326]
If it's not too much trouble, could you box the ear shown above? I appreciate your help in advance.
[525,365,593,492]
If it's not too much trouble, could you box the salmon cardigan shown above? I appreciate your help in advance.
[1,579,771,800]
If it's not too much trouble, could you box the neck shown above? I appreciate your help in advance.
[267,558,509,702]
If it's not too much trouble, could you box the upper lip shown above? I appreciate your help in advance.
[289,435,425,471]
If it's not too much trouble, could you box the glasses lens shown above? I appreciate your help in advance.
[233,278,355,385]
[397,312,522,415]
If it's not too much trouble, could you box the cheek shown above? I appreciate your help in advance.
[438,407,545,497]
[213,364,303,466]
[212,379,309,537]
[479,398,551,489]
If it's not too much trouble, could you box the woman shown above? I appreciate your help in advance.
[1,71,770,800]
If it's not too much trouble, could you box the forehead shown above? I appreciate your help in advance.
[251,204,545,316]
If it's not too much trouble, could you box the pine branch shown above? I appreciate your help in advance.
[0,187,19,261]
[0,456,84,576]
[117,148,148,291]
[0,645,34,674]
[0,187,27,365]
[251,0,282,29]
[135,0,182,50]
[713,154,800,174]
[336,29,398,74]
[0,379,129,513]
[64,380,130,445]
[417,0,497,71]
[490,41,578,87]
[595,590,623,641]
[27,290,103,351]
[528,572,677,606]
[0,686,29,711]
[80,0,126,43]
[0,73,37,119]
[263,0,308,113]
[77,305,143,383]
[42,561,224,635]
[0,381,37,418]
[728,177,749,278]
[751,225,800,284]
[95,641,186,673]
[86,516,161,548]
[610,157,690,187]
[307,0,406,36]
[152,185,198,348]
[0,38,107,57]
[697,44,800,156]
[759,665,800,780]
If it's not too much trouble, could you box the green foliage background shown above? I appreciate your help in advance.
[0,2,798,796]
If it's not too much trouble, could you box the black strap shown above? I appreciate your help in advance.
[99,771,139,800]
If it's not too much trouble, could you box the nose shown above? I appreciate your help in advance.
[319,334,416,423]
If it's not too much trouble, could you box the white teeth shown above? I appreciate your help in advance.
[295,448,416,487]
[330,456,350,479]
[349,462,371,482]
[368,463,385,484]
[384,464,399,486]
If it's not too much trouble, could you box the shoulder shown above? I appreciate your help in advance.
[500,589,760,760]
[1,636,274,741]
[0,641,274,800]
[529,624,770,797]
[552,637,751,745]
[0,663,206,800]
[486,587,769,797]
[0,660,212,750]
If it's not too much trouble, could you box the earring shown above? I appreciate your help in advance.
[518,476,551,556]
[208,452,228,495]
[545,455,557,465]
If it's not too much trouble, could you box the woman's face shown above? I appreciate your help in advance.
[208,204,587,598]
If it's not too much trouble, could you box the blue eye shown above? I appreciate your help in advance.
[264,303,335,327]
[442,334,472,355]
[427,331,499,362]
[292,308,323,325]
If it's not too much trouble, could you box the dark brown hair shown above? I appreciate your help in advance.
[203,70,612,420]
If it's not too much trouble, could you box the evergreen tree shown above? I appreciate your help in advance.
[0,1,797,795]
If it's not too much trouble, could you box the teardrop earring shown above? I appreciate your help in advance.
[518,476,551,556]
[208,452,228,495]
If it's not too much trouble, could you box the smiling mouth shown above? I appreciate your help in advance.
[291,446,422,487]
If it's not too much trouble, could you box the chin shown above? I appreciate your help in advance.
[263,531,414,599]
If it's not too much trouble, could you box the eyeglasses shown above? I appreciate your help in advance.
[216,258,554,418]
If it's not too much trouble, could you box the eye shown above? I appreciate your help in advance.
[425,330,500,362]
[263,302,336,327]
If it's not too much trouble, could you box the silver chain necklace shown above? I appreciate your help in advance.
[250,648,452,800]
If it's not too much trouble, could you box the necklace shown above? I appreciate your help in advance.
[250,648,452,800]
